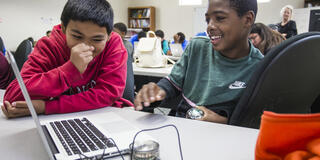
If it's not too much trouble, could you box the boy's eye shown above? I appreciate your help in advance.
[216,16,226,21]
[72,35,82,39]
[92,39,103,42]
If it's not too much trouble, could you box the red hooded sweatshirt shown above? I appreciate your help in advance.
[4,25,133,114]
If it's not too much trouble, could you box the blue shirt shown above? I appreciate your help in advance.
[129,34,139,48]
[195,32,207,37]
[162,40,170,55]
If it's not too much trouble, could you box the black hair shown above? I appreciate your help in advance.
[137,31,146,40]
[60,0,114,35]
[155,30,165,39]
[113,22,127,34]
[228,0,258,18]
[46,30,51,35]
[27,37,34,44]
[177,32,185,43]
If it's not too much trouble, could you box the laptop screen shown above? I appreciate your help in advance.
[6,51,55,160]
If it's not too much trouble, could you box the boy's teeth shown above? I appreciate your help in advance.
[211,36,222,39]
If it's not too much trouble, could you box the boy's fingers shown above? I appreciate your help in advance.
[12,108,30,117]
[148,84,157,102]
[156,89,166,101]
[1,105,9,118]
[12,101,28,108]
[140,85,151,106]
[134,93,143,109]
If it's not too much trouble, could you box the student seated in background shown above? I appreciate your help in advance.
[249,23,286,55]
[129,28,149,48]
[46,30,52,37]
[155,30,171,55]
[134,0,263,124]
[171,32,188,51]
[0,36,5,55]
[1,0,132,118]
[0,52,14,89]
[113,22,133,61]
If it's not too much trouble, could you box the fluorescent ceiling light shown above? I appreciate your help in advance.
[258,0,271,3]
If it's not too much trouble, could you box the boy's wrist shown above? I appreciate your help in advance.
[59,61,83,85]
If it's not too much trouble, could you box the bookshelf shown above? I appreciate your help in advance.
[305,0,320,7]
[128,6,155,31]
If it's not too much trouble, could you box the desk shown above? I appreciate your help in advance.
[0,89,4,103]
[0,104,259,160]
[167,56,181,61]
[132,63,173,77]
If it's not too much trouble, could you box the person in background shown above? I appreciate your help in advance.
[277,5,297,39]
[46,30,52,37]
[134,0,263,124]
[2,0,131,118]
[249,23,286,55]
[0,36,5,55]
[27,37,35,48]
[172,32,188,51]
[113,22,133,61]
[155,30,171,55]
[0,52,14,89]
[129,28,149,48]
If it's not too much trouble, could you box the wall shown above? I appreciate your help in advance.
[0,0,307,50]
[256,0,304,25]
[0,0,129,51]
[129,0,305,41]
[129,0,208,41]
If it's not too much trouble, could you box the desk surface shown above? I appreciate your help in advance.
[0,91,259,160]
[132,63,173,77]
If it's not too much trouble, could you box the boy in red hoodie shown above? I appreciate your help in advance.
[1,0,132,118]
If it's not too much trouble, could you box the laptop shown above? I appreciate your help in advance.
[6,50,152,160]
[169,43,183,57]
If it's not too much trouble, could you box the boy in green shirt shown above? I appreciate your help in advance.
[134,0,263,124]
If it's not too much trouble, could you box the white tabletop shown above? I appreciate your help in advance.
[132,63,173,77]
[0,105,259,160]
[0,89,4,103]
[167,56,181,61]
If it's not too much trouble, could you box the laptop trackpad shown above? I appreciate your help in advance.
[100,121,137,134]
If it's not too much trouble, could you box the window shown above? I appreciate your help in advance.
[179,0,202,6]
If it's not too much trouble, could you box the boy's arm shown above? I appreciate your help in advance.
[4,38,83,103]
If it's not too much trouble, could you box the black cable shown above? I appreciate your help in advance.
[155,107,166,115]
[108,138,125,160]
[130,124,183,160]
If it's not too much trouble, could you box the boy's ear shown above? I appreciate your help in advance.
[61,22,66,34]
[243,11,255,28]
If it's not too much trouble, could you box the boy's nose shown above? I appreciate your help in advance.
[207,19,217,30]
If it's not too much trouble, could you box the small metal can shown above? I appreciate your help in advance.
[131,140,160,160]
[186,107,204,120]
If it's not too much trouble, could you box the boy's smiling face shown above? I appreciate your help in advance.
[207,0,254,57]
[62,20,109,57]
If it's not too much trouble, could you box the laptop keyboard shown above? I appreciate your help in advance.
[49,118,115,156]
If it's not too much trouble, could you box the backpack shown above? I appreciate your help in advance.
[135,31,173,68]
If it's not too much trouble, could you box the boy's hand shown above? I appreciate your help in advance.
[196,106,228,124]
[134,82,166,111]
[70,43,94,74]
[1,100,45,118]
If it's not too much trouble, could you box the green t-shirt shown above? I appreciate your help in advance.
[168,36,263,113]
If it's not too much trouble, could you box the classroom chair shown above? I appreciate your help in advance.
[229,32,320,129]
[123,51,135,103]
[14,39,33,70]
